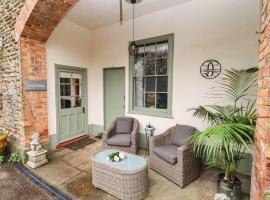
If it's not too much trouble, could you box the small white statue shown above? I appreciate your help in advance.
[30,132,42,152]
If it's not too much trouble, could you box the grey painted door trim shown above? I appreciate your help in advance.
[55,64,88,145]
[103,67,125,129]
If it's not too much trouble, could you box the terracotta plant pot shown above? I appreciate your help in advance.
[0,134,7,153]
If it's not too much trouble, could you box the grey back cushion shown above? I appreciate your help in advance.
[116,118,133,134]
[171,124,195,147]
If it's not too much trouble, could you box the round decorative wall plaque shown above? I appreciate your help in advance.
[200,59,221,79]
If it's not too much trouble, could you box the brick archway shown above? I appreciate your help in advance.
[15,0,77,149]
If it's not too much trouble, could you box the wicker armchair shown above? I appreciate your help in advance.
[103,117,139,154]
[149,125,201,188]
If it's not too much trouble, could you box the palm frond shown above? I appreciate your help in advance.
[211,68,257,105]
[189,106,222,125]
[190,123,254,179]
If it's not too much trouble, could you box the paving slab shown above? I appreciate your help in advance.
[31,160,81,187]
[63,149,91,167]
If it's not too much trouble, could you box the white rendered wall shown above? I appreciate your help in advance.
[89,0,260,134]
[46,19,92,136]
[46,0,260,136]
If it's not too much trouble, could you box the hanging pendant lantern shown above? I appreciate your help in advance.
[126,0,143,56]
[129,41,136,56]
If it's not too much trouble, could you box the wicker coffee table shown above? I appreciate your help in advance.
[92,149,148,200]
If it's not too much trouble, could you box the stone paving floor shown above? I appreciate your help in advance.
[0,163,53,200]
[28,139,251,200]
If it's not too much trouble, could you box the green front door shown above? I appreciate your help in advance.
[56,66,87,143]
[104,68,125,129]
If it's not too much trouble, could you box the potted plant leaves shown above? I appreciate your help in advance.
[189,68,257,200]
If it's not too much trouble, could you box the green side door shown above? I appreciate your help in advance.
[56,66,87,143]
[104,68,125,129]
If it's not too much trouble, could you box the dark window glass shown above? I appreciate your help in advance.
[61,99,71,109]
[157,93,167,109]
[157,77,168,92]
[145,77,156,92]
[60,85,71,96]
[60,78,70,84]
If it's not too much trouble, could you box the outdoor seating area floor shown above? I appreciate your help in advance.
[26,139,250,200]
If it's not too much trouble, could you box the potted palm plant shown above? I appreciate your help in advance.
[190,68,257,200]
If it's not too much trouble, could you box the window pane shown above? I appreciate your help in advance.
[71,73,81,85]
[134,77,144,107]
[144,59,155,75]
[134,60,143,76]
[60,78,70,84]
[60,85,71,96]
[145,77,156,92]
[74,96,82,107]
[72,78,81,85]
[135,45,144,60]
[156,58,167,75]
[145,43,156,59]
[71,84,81,96]
[157,93,167,109]
[156,42,168,58]
[145,93,155,108]
[157,76,168,92]
[61,98,71,109]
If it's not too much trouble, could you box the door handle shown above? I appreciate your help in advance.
[82,107,85,113]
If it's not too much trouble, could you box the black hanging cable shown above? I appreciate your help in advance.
[120,0,123,25]
[132,3,135,42]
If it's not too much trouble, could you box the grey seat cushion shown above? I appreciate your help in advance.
[116,118,133,134]
[171,124,195,147]
[153,144,178,165]
[107,134,131,147]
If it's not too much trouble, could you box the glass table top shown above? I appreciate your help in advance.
[93,149,147,171]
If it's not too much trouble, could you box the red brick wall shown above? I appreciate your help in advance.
[251,0,270,199]
[20,37,48,146]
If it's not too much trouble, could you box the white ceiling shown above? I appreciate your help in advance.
[65,0,191,30]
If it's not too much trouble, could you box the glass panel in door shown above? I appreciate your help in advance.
[58,70,85,142]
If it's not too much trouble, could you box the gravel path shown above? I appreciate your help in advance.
[0,163,53,200]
